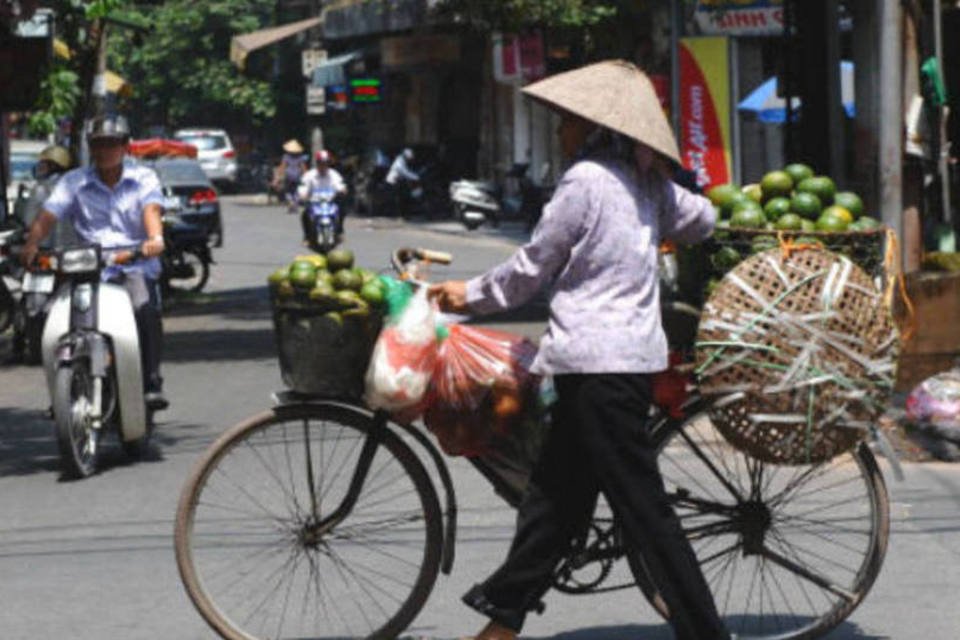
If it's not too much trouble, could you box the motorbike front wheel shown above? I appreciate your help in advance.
[54,362,100,478]
[163,248,210,295]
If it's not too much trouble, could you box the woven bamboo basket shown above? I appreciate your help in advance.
[695,247,899,464]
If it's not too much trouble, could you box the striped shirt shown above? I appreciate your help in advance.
[43,161,164,280]
[466,158,716,375]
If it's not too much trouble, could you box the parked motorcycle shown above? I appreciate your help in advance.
[0,226,22,334]
[304,186,341,253]
[41,245,153,478]
[449,178,500,230]
[161,214,212,296]
[14,251,57,364]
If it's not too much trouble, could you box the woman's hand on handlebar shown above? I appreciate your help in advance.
[428,280,469,313]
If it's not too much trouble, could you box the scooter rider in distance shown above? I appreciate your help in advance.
[385,147,420,217]
[20,115,170,412]
[298,149,348,245]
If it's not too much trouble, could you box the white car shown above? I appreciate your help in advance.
[172,128,237,185]
[7,139,47,216]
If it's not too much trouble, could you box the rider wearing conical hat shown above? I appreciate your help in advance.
[430,60,728,640]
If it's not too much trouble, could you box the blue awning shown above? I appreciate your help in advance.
[311,50,363,87]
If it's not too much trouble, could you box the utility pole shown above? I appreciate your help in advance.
[878,0,904,259]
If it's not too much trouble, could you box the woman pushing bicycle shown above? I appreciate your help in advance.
[429,60,730,640]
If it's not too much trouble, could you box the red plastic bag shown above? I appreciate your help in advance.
[423,325,539,456]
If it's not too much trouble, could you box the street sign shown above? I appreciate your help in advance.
[301,48,327,78]
[695,0,784,36]
[306,86,325,115]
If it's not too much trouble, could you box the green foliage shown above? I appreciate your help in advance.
[107,0,277,131]
[435,0,618,29]
[28,67,82,137]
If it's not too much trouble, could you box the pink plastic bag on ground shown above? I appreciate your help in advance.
[423,325,539,456]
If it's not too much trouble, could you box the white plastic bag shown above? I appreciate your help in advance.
[364,287,438,411]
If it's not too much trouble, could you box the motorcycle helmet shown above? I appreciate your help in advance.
[314,149,332,164]
[85,115,130,142]
[39,145,72,171]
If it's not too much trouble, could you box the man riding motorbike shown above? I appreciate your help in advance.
[385,147,420,217]
[10,145,77,362]
[297,149,348,244]
[21,115,169,411]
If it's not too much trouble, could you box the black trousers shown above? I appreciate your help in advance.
[463,374,728,639]
[108,271,164,393]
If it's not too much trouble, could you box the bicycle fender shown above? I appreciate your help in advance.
[98,283,146,442]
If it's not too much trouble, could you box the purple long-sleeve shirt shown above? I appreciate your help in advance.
[466,158,716,375]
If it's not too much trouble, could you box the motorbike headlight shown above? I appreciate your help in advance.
[60,247,100,274]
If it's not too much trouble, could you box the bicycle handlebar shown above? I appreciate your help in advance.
[391,247,453,274]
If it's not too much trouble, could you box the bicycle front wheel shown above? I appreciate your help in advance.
[175,403,443,640]
[652,408,889,640]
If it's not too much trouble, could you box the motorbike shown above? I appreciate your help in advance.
[41,244,153,478]
[14,250,58,364]
[304,186,341,253]
[161,214,212,296]
[450,163,552,231]
[0,226,23,334]
[449,178,500,230]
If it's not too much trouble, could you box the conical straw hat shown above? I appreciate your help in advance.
[522,60,680,164]
[283,139,304,154]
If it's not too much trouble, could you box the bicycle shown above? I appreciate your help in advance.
[174,248,890,640]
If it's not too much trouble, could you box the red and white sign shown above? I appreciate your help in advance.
[695,0,784,36]
[493,32,546,84]
[679,37,733,191]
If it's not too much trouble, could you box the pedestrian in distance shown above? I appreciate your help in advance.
[429,60,730,640]
[20,115,170,411]
[385,147,421,218]
[278,139,308,213]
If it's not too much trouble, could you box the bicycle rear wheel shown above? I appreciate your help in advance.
[174,403,443,640]
[649,406,889,640]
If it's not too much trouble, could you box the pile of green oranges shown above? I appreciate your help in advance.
[707,163,881,234]
[267,248,386,323]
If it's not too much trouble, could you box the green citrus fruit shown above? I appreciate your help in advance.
[720,191,752,219]
[308,282,338,305]
[335,289,364,309]
[729,201,766,228]
[295,254,327,270]
[797,176,836,206]
[856,216,880,230]
[706,184,740,210]
[821,205,853,225]
[833,192,865,219]
[316,269,334,286]
[760,170,794,201]
[711,246,742,272]
[360,281,385,306]
[267,267,289,287]
[326,247,355,272]
[815,211,849,232]
[763,197,792,222]
[790,191,823,221]
[322,311,344,328]
[774,212,803,231]
[276,280,295,299]
[289,263,317,289]
[332,269,364,292]
[742,183,763,204]
[783,163,815,185]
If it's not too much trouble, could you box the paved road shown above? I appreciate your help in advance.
[0,196,957,639]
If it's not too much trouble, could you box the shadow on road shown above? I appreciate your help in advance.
[0,406,61,476]
[164,285,272,321]
[411,619,884,640]
[164,326,276,363]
